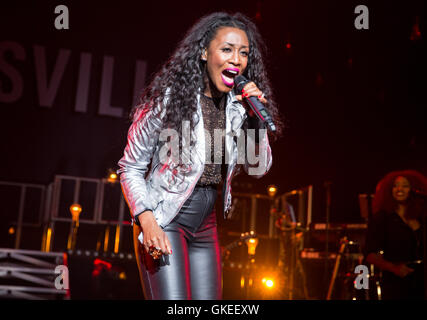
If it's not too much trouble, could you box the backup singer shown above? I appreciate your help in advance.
[365,170,427,299]
[117,12,282,299]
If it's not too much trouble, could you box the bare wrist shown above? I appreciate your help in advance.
[137,210,154,225]
[135,210,153,223]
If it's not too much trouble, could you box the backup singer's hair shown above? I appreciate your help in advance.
[130,12,283,141]
[372,169,427,219]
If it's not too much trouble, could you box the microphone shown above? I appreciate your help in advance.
[234,75,276,132]
[411,189,427,199]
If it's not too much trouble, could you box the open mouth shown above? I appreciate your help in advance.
[395,192,407,198]
[221,68,239,87]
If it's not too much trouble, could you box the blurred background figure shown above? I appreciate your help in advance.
[365,170,427,299]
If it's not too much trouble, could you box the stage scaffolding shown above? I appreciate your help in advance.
[1,176,313,254]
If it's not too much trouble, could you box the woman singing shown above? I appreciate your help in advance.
[117,12,282,300]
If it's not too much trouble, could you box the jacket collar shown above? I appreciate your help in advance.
[226,90,241,106]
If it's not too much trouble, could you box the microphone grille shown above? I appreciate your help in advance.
[234,75,248,93]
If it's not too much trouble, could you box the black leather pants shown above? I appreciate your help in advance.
[133,185,222,300]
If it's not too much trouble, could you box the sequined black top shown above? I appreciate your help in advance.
[196,94,226,186]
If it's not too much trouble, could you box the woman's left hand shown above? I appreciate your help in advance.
[235,81,268,116]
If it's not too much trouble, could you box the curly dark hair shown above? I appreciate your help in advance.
[130,11,283,143]
[372,170,427,219]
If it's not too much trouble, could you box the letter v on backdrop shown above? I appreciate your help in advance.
[0,41,147,118]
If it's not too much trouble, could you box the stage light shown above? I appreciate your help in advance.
[93,258,112,269]
[261,277,275,289]
[104,226,110,253]
[70,203,82,214]
[376,281,382,299]
[114,225,120,254]
[108,173,117,183]
[67,203,82,250]
[245,231,258,256]
[45,227,52,252]
[267,185,277,197]
[107,169,118,183]
[70,204,82,222]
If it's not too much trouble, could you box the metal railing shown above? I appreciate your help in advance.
[44,175,128,253]
[2,176,313,255]
[0,181,47,249]
[1,176,127,253]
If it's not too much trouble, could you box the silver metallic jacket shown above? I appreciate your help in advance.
[117,90,272,238]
